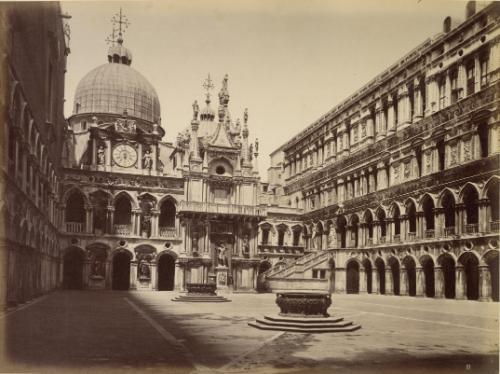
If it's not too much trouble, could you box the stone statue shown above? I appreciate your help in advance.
[192,100,199,120]
[242,235,249,254]
[143,150,153,169]
[97,146,105,165]
[217,244,228,267]
[141,214,151,236]
[92,259,103,277]
[255,138,259,153]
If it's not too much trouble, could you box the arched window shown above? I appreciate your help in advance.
[392,205,401,239]
[478,123,489,158]
[114,195,132,226]
[463,185,479,233]
[407,201,417,238]
[351,215,359,248]
[260,225,271,245]
[441,192,456,236]
[364,211,374,244]
[277,225,287,246]
[486,179,499,232]
[159,199,176,228]
[90,191,109,234]
[292,227,301,246]
[66,192,85,223]
[377,209,387,240]
[422,196,435,237]
[65,191,85,233]
[336,216,347,249]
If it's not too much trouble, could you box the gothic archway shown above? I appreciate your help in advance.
[459,252,479,301]
[375,257,385,295]
[112,251,131,290]
[403,256,416,296]
[362,258,372,294]
[346,261,360,294]
[157,253,176,291]
[421,256,435,297]
[441,255,456,299]
[63,247,84,290]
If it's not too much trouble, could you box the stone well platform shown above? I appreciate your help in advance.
[171,282,231,302]
[248,292,361,333]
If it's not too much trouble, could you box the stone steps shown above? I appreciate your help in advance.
[248,314,361,333]
[171,295,231,302]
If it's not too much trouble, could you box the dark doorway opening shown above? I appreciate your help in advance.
[488,253,499,302]
[422,257,435,297]
[375,258,385,295]
[158,254,176,291]
[346,261,360,294]
[404,257,417,296]
[462,254,479,300]
[112,251,131,290]
[442,256,456,299]
[63,248,84,290]
[389,257,400,295]
[362,259,372,294]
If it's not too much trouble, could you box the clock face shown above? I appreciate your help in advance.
[112,143,137,168]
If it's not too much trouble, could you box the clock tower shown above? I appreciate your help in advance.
[65,26,165,176]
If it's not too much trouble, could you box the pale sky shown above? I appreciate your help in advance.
[62,0,468,180]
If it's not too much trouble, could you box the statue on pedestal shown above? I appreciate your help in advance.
[143,150,153,169]
[217,244,228,267]
[97,146,105,165]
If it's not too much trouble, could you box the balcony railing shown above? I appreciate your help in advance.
[366,238,373,246]
[407,232,417,241]
[464,224,478,234]
[425,229,435,238]
[179,201,266,217]
[258,244,304,255]
[490,221,500,233]
[444,226,456,237]
[159,227,177,238]
[393,234,401,243]
[66,222,84,233]
[379,236,386,244]
[114,224,131,236]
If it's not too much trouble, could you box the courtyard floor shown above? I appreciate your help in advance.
[0,290,497,374]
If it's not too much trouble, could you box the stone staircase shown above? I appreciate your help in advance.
[172,294,231,302]
[265,250,332,279]
[248,315,361,333]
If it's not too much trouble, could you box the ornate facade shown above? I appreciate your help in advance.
[262,2,500,302]
[1,2,498,306]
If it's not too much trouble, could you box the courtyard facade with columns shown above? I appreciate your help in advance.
[262,1,500,302]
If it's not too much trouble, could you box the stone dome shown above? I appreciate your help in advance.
[73,52,161,124]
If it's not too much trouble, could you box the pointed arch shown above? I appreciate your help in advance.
[113,190,138,209]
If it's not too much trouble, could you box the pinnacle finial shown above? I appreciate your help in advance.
[244,108,248,124]
[110,8,130,44]
[192,100,199,121]
[202,73,214,104]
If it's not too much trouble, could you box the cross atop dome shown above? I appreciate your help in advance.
[106,8,132,65]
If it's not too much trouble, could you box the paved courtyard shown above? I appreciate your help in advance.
[0,291,498,374]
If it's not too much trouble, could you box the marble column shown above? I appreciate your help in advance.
[415,267,424,296]
[359,268,367,294]
[455,265,466,300]
[478,264,492,301]
[385,268,394,295]
[400,268,408,296]
[434,266,444,298]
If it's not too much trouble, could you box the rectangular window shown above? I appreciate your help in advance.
[438,78,446,109]
[450,70,459,104]
[466,62,475,95]
[312,269,326,279]
[480,56,489,87]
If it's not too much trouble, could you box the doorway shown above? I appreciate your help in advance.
[112,251,131,290]
[63,248,84,290]
[157,254,176,291]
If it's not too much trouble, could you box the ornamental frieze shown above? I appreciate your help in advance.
[61,169,184,191]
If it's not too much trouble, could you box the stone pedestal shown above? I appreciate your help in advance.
[216,266,229,290]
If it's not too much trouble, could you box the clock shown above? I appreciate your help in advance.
[112,143,137,168]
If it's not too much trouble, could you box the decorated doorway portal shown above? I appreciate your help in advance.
[112,251,131,290]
